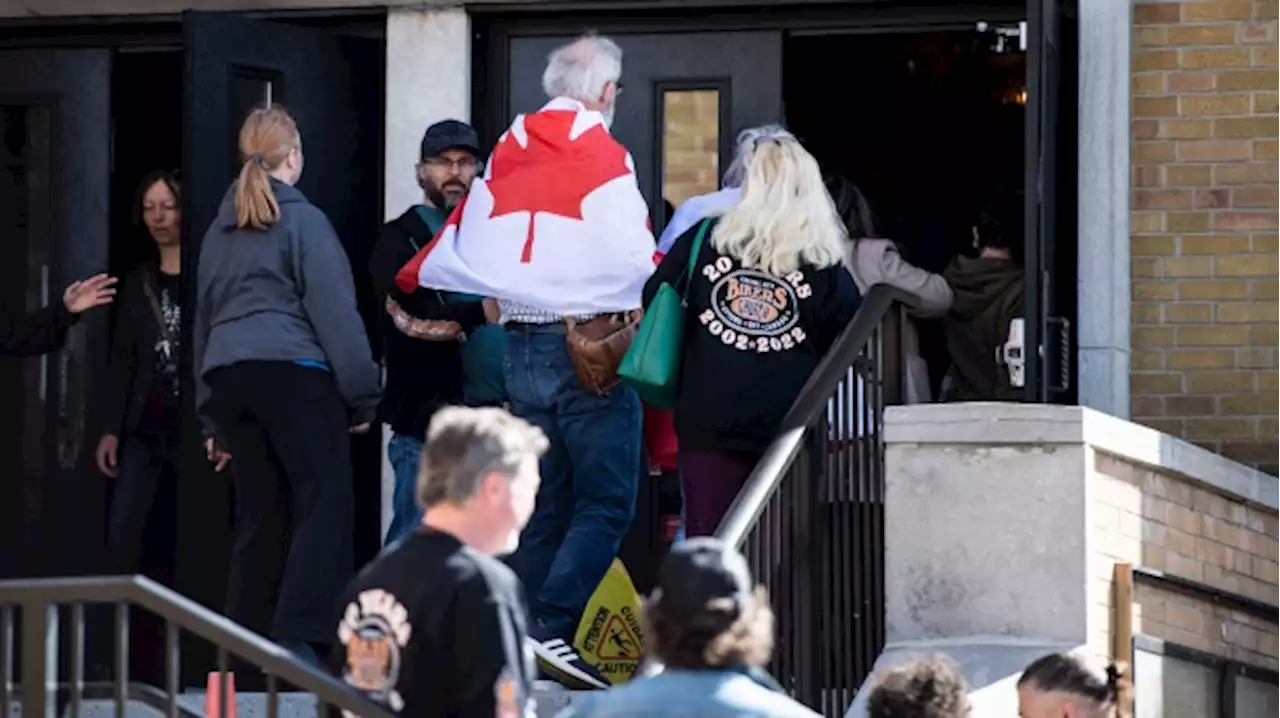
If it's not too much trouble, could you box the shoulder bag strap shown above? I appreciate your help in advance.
[679,218,711,299]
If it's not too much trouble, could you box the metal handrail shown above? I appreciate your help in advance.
[716,283,921,546]
[0,574,397,718]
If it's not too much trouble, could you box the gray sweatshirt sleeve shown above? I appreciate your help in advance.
[291,206,383,424]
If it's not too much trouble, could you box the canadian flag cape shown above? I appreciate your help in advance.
[396,98,655,315]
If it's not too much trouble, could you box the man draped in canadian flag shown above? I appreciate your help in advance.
[396,34,648,689]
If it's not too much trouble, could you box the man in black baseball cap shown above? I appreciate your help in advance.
[417,119,481,211]
[369,118,505,547]
[558,537,820,717]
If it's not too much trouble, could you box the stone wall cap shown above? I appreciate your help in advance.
[885,403,1278,511]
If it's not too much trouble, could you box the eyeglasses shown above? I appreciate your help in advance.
[422,157,479,172]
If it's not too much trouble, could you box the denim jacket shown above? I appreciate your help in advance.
[554,669,820,718]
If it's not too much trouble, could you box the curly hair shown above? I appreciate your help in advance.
[644,586,774,670]
[866,656,971,718]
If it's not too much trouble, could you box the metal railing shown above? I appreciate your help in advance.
[0,575,396,718]
[716,284,918,717]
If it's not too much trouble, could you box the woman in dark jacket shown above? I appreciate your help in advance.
[194,105,380,665]
[95,170,184,576]
[643,136,860,537]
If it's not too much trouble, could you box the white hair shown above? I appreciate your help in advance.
[711,137,847,276]
[722,124,795,188]
[542,34,623,103]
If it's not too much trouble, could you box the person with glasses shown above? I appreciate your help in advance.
[368,119,503,546]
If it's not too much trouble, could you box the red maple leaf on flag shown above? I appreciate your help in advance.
[486,110,631,262]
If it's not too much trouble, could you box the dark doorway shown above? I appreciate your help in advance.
[784,20,1078,402]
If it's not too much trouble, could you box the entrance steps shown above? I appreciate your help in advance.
[11,681,581,718]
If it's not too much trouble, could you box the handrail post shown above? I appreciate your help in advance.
[21,600,58,718]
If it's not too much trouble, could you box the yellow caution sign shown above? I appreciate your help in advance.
[572,558,647,685]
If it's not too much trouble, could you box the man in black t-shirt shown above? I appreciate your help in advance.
[334,407,545,718]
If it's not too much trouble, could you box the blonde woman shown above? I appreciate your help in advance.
[193,105,380,665]
[641,136,860,537]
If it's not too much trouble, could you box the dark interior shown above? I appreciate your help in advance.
[784,26,1078,400]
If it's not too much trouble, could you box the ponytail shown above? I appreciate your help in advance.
[1019,653,1132,718]
[234,104,300,230]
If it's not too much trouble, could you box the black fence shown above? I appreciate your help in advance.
[716,285,915,717]
[0,575,393,718]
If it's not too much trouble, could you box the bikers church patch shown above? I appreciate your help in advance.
[338,589,413,715]
[699,258,812,353]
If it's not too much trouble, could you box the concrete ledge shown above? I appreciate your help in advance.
[886,404,1279,511]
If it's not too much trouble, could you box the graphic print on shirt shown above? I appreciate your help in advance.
[337,589,413,716]
[697,257,811,353]
[154,285,181,395]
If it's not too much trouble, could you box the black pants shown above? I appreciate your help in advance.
[207,361,354,645]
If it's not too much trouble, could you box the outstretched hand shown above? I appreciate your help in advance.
[63,274,118,314]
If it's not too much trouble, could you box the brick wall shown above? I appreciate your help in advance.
[1091,451,1279,672]
[1130,0,1279,475]
[661,89,720,208]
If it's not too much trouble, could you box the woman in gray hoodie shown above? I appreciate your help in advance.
[194,105,380,664]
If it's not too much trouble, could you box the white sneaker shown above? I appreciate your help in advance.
[527,636,609,690]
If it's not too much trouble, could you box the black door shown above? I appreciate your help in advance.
[1023,0,1074,402]
[178,10,383,656]
[0,49,112,579]
[501,31,783,231]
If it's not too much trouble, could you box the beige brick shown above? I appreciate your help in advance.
[1261,372,1279,391]
[1187,418,1255,438]
[1133,350,1166,371]
[1217,69,1280,90]
[1195,188,1232,208]
[1178,325,1249,345]
[1222,394,1279,414]
[1166,165,1214,186]
[1182,49,1254,70]
[1215,161,1279,184]
[1182,0,1254,21]
[1134,326,1176,347]
[1249,324,1279,345]
[1133,257,1160,278]
[1233,186,1280,207]
[1167,349,1238,369]
[1168,551,1208,582]
[1166,257,1215,278]
[1216,254,1280,276]
[1134,234,1177,254]
[1141,3,1177,24]
[1181,94,1254,116]
[1135,96,1180,117]
[1178,279,1251,299]
[1167,395,1218,417]
[1133,303,1163,324]
[1133,373,1185,393]
[1132,211,1165,233]
[1257,139,1280,160]
[1168,212,1213,231]
[1214,211,1280,230]
[1134,188,1194,210]
[1135,50,1180,72]
[1186,371,1257,392]
[1133,121,1162,143]
[1180,139,1254,161]
[1239,347,1276,369]
[1163,118,1215,138]
[1216,116,1280,137]
[1218,301,1280,322]
[1168,71,1217,92]
[1181,234,1251,253]
[1241,21,1277,44]
[1166,303,1215,322]
[1252,556,1279,583]
[1135,141,1179,163]
[1168,24,1240,46]
[1253,232,1279,251]
[1253,43,1279,67]
[1134,72,1166,96]
[1253,92,1280,113]
[1135,280,1177,300]
[1259,0,1280,22]
[1250,279,1278,299]
[1136,26,1169,47]
[1132,395,1164,416]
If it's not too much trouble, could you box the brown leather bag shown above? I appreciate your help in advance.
[564,310,643,396]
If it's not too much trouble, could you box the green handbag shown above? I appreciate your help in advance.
[618,219,710,410]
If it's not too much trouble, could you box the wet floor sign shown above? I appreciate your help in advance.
[572,558,646,685]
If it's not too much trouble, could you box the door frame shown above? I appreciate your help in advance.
[475,3,1027,143]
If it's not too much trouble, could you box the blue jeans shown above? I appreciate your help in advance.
[503,326,642,639]
[384,433,425,546]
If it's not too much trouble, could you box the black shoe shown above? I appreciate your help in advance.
[526,628,609,691]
